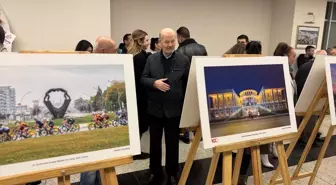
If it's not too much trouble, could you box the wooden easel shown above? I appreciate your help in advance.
[269,78,336,185]
[178,126,202,185]
[179,54,294,185]
[178,126,295,185]
[0,51,133,185]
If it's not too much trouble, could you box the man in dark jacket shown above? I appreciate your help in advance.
[295,50,327,145]
[176,26,207,61]
[176,26,207,144]
[296,45,315,69]
[118,33,131,54]
[141,28,190,185]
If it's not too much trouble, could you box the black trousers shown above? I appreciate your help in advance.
[137,102,149,138]
[149,114,180,176]
[296,115,319,141]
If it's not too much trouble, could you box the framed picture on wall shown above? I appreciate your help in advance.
[295,26,320,49]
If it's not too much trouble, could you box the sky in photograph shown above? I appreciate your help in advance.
[204,64,286,95]
[0,65,124,107]
[330,64,336,93]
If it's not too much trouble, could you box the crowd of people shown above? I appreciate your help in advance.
[1,22,335,185]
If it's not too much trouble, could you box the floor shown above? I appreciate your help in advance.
[39,115,336,185]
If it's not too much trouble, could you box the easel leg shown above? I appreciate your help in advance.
[178,127,202,185]
[293,104,328,177]
[275,142,291,185]
[232,149,244,185]
[222,151,232,185]
[100,167,118,185]
[251,146,263,185]
[58,175,71,185]
[308,125,335,185]
[205,153,220,185]
[269,82,327,185]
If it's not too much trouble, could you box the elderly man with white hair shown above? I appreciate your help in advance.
[80,36,117,185]
[141,28,190,185]
[94,36,117,53]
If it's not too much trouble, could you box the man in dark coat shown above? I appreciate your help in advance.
[141,28,190,185]
[296,45,315,69]
[176,26,207,144]
[118,33,131,54]
[295,50,327,145]
[176,26,207,61]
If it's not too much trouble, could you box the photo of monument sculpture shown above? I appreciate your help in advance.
[0,64,130,167]
[204,64,291,137]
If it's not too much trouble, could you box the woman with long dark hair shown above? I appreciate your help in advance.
[128,29,151,160]
[274,42,297,77]
[75,40,93,53]
[150,37,160,53]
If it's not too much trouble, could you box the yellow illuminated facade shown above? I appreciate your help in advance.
[208,86,288,121]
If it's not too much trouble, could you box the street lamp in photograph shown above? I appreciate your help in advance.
[19,90,31,121]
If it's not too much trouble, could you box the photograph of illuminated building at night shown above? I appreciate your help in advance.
[204,64,291,137]
[329,64,336,126]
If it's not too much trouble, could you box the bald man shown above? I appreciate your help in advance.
[141,28,190,185]
[80,36,117,185]
[315,50,327,55]
[94,36,117,53]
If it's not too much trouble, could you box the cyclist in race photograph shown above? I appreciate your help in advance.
[67,117,75,126]
[102,112,110,121]
[119,111,127,120]
[44,118,55,134]
[62,118,69,128]
[0,124,11,142]
[17,121,29,136]
[48,119,55,129]
[62,117,75,129]
[0,124,10,136]
[94,113,103,128]
[34,118,44,129]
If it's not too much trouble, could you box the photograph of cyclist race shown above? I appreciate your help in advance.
[0,54,140,178]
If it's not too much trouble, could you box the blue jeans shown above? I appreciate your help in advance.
[80,171,101,185]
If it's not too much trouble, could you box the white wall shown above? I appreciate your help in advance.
[110,0,272,55]
[0,0,111,52]
[0,0,327,55]
[268,0,296,55]
[290,0,327,53]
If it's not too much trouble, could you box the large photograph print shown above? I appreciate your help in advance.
[325,57,336,126]
[0,54,140,177]
[197,57,297,148]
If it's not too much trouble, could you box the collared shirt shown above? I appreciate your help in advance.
[162,52,173,59]
[161,51,175,76]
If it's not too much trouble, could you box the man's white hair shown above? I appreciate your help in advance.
[159,28,176,39]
